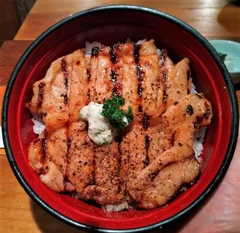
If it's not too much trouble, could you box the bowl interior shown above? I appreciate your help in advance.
[5,6,236,231]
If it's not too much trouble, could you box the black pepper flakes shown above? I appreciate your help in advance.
[38,82,46,107]
[91,47,99,56]
[204,108,211,119]
[186,105,194,115]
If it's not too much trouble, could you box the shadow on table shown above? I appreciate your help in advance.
[217,0,240,38]
[30,199,85,233]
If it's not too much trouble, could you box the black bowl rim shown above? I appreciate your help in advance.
[2,4,239,233]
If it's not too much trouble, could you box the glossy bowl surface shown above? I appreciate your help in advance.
[2,5,239,233]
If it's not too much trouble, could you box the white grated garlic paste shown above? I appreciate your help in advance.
[79,102,116,145]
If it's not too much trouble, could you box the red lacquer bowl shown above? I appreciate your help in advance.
[2,5,239,232]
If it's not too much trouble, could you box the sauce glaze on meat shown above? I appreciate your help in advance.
[27,40,213,210]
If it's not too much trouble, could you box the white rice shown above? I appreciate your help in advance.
[84,41,102,56]
[190,80,206,161]
[191,82,198,94]
[193,127,207,162]
[136,38,147,45]
[32,116,45,135]
[103,201,129,212]
[156,48,161,57]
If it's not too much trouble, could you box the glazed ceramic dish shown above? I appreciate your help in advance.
[209,40,240,84]
[2,5,239,232]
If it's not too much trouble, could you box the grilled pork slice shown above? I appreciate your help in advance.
[81,141,125,205]
[147,127,173,163]
[132,157,200,209]
[158,50,191,111]
[69,50,89,121]
[121,42,140,114]
[27,50,89,129]
[28,134,45,174]
[140,40,162,116]
[67,121,95,194]
[39,158,66,192]
[161,94,212,129]
[26,55,72,132]
[92,46,114,102]
[47,127,68,175]
[165,58,191,108]
[28,129,68,192]
[88,44,124,103]
[120,125,147,191]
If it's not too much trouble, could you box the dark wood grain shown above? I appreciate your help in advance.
[15,0,240,40]
[0,40,32,86]
[0,0,20,45]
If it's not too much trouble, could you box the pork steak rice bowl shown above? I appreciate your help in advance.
[26,39,213,211]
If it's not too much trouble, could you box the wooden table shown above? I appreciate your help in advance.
[0,1,240,233]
